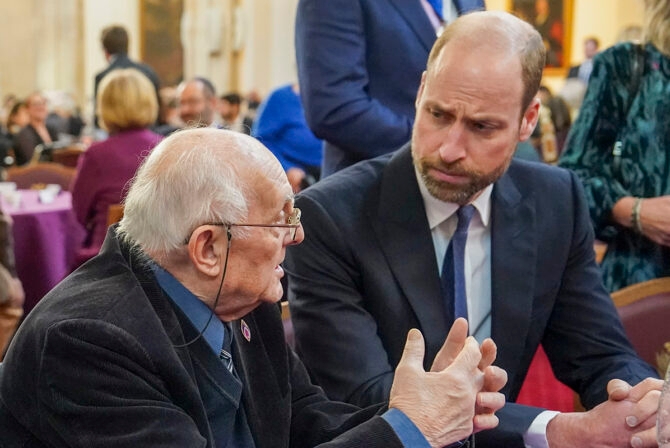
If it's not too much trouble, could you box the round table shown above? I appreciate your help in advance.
[2,190,85,314]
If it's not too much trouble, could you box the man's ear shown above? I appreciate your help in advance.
[187,226,228,278]
[519,97,540,142]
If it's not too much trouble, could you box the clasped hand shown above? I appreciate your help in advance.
[389,318,507,448]
[547,377,663,447]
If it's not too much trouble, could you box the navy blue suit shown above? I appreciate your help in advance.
[284,144,658,446]
[295,0,485,176]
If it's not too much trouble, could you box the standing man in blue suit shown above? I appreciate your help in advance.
[286,11,662,448]
[295,0,485,177]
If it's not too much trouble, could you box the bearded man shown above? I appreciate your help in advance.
[284,10,661,448]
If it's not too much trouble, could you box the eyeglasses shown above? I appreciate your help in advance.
[230,207,302,241]
[184,207,302,244]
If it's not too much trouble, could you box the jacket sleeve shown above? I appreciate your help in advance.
[541,171,658,408]
[285,192,396,407]
[295,0,413,160]
[287,348,405,448]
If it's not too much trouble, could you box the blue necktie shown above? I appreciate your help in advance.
[426,0,443,20]
[441,205,475,325]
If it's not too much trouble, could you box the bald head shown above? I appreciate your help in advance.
[118,128,286,258]
[427,11,545,111]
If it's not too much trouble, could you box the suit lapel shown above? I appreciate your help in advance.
[233,308,290,448]
[387,0,437,53]
[489,171,537,392]
[369,145,450,344]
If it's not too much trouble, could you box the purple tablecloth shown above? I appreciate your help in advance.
[2,190,85,314]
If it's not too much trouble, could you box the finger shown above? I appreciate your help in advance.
[627,378,664,403]
[478,338,497,370]
[624,389,662,429]
[431,318,468,372]
[629,427,659,448]
[473,413,500,432]
[449,336,483,374]
[476,391,506,413]
[397,328,426,371]
[607,378,632,401]
[482,365,508,393]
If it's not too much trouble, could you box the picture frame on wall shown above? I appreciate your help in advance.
[508,0,573,75]
[139,0,185,87]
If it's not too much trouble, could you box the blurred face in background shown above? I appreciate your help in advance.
[25,93,48,123]
[178,81,216,126]
[219,100,240,122]
[584,39,599,59]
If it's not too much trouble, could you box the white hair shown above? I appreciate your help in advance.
[117,128,277,258]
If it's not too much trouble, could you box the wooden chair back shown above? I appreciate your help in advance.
[611,277,670,370]
[573,277,670,411]
[106,204,125,227]
[51,146,85,168]
[6,163,76,191]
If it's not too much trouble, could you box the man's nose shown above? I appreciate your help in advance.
[438,124,467,163]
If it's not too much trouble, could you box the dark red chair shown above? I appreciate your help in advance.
[611,277,670,374]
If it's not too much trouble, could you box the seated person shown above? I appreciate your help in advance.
[13,92,59,166]
[252,83,322,192]
[0,128,507,447]
[285,11,662,448]
[70,68,162,261]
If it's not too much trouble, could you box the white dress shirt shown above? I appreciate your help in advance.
[415,169,558,448]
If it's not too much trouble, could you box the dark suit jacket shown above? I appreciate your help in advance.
[295,0,485,177]
[13,123,60,166]
[0,228,403,448]
[567,64,580,78]
[284,144,658,446]
[94,53,161,127]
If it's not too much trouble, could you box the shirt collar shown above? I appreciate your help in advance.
[415,167,493,230]
[151,263,225,356]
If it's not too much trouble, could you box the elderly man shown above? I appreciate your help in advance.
[285,11,662,448]
[177,77,221,128]
[0,128,507,447]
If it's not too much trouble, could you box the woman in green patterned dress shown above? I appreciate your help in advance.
[559,0,670,292]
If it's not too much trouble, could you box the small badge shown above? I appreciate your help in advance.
[241,319,251,342]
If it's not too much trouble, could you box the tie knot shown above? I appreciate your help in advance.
[455,205,476,234]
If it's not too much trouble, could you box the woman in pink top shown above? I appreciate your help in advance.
[71,68,162,259]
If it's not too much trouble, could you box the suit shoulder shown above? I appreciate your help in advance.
[506,159,576,192]
[298,153,391,207]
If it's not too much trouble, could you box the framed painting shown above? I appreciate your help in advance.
[508,0,573,75]
[139,0,184,87]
